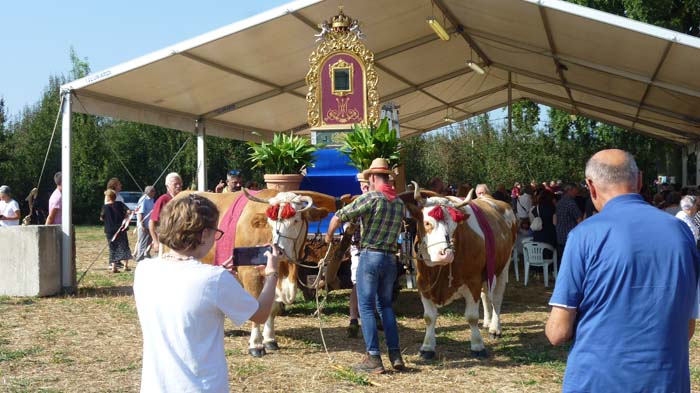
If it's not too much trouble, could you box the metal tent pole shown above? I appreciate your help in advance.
[60,90,74,293]
[508,72,513,133]
[682,145,688,187]
[196,118,207,191]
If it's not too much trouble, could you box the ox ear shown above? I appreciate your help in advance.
[302,207,330,223]
[250,213,270,229]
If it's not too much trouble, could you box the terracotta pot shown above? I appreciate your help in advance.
[264,174,304,192]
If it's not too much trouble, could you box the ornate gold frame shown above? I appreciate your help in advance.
[306,29,379,129]
[329,58,353,96]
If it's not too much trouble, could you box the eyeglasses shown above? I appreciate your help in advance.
[228,170,240,176]
[209,227,225,240]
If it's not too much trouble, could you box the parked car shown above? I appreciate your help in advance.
[119,191,142,223]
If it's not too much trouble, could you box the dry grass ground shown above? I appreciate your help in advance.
[1,225,699,392]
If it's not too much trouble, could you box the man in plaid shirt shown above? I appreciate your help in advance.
[556,183,583,260]
[326,158,405,374]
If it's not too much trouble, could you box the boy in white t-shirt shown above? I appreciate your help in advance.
[0,185,20,226]
[134,194,281,392]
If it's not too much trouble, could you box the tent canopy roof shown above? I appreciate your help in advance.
[62,0,700,145]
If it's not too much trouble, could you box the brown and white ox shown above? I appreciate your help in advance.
[400,183,517,359]
[176,189,338,357]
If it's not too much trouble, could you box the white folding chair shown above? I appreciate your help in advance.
[510,236,532,282]
[522,241,558,287]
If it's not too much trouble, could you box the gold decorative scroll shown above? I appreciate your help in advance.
[325,97,360,123]
[306,30,379,129]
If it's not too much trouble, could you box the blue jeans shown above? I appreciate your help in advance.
[356,249,400,355]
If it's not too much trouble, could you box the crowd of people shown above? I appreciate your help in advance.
[2,152,700,390]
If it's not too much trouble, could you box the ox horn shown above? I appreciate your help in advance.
[453,188,474,208]
[294,195,314,213]
[243,188,270,204]
[412,181,426,205]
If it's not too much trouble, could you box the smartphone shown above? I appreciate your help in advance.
[233,246,272,266]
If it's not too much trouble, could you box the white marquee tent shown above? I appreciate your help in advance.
[56,0,700,290]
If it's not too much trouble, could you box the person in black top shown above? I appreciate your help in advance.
[492,184,511,204]
[102,189,133,273]
[532,188,557,259]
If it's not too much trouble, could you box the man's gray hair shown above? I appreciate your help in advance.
[476,184,490,194]
[54,172,62,185]
[585,151,639,189]
[165,172,181,186]
[680,195,697,211]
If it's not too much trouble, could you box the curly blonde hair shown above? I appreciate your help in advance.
[104,189,117,201]
[158,194,219,251]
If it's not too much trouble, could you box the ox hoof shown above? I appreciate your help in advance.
[419,350,436,360]
[248,348,267,358]
[471,349,488,358]
[488,332,502,340]
[264,341,280,351]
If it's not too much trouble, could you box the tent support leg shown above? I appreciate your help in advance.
[196,118,207,192]
[60,90,75,294]
[508,72,512,133]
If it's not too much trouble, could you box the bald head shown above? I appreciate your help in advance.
[585,149,639,193]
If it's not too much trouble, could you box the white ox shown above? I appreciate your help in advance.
[401,183,517,358]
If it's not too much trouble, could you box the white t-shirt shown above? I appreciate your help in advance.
[516,194,533,219]
[0,199,20,226]
[134,258,259,393]
[675,210,700,242]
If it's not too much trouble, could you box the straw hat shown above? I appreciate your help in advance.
[362,158,393,179]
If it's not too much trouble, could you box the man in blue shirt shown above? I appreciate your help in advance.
[546,149,699,392]
[134,185,156,261]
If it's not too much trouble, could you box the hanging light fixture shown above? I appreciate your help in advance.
[427,17,450,41]
[427,1,450,41]
[467,47,485,74]
[467,61,485,75]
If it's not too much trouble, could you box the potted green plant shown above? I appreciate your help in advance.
[339,118,402,183]
[247,132,319,191]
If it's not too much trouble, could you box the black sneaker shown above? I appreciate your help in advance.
[389,350,405,371]
[352,353,384,374]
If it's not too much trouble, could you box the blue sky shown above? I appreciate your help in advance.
[0,0,290,118]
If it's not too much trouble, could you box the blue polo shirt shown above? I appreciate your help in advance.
[550,193,699,393]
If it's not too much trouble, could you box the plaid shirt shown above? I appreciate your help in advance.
[336,191,404,252]
[555,195,583,245]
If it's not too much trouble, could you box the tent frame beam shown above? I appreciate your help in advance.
[538,6,577,113]
[72,89,278,140]
[514,83,698,139]
[400,84,506,123]
[530,97,686,145]
[493,62,700,126]
[287,67,479,134]
[632,41,672,128]
[201,30,453,120]
[433,0,492,65]
[400,100,526,138]
[179,52,306,99]
[465,27,700,99]
[374,63,471,116]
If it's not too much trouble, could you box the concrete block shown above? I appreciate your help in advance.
[0,225,66,297]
